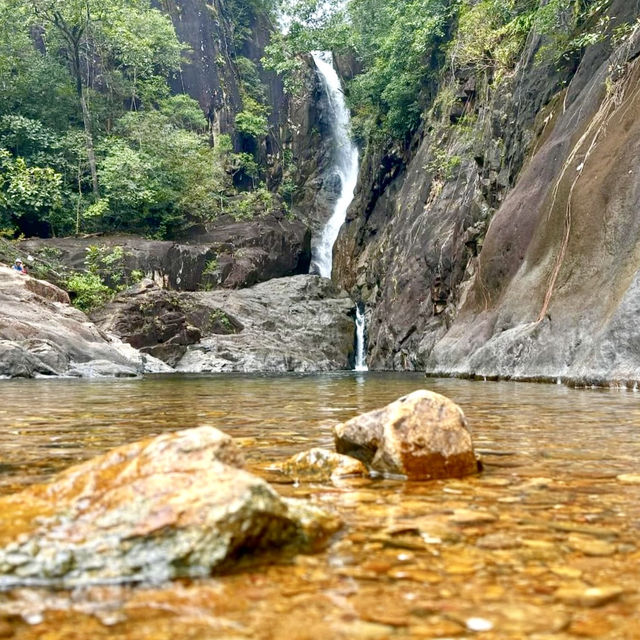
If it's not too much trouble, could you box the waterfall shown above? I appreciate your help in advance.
[309,51,359,279]
[355,304,368,372]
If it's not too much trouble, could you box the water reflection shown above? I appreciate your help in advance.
[0,373,639,638]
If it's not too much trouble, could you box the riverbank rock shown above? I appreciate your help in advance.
[275,448,369,483]
[333,390,479,480]
[90,280,205,367]
[19,214,311,292]
[91,275,355,371]
[0,427,340,588]
[0,265,169,378]
[176,275,356,372]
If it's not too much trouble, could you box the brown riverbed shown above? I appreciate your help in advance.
[0,373,639,639]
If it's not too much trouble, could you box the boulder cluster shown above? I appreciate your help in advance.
[0,389,478,587]
[277,389,481,482]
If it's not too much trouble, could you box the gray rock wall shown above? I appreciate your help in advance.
[428,25,640,386]
[334,1,640,386]
[19,214,311,292]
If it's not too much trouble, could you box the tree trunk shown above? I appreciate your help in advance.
[74,43,99,197]
[80,89,99,196]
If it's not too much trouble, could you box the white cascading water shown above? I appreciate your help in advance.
[310,51,367,372]
[309,51,359,279]
[355,304,368,372]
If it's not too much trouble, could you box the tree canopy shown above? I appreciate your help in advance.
[272,0,616,141]
[0,0,279,239]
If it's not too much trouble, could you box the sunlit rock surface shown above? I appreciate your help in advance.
[175,275,356,372]
[0,427,340,587]
[334,390,479,480]
[0,265,168,378]
[275,447,369,483]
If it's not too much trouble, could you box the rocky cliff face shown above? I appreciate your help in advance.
[335,0,640,385]
[159,0,331,226]
[20,214,311,292]
[160,0,241,136]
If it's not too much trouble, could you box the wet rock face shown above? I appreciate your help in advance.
[333,390,479,480]
[0,427,340,588]
[0,266,167,378]
[19,215,311,292]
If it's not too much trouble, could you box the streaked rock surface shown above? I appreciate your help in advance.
[0,427,340,588]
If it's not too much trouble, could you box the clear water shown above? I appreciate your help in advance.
[1,373,639,638]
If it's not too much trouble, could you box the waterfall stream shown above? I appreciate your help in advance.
[309,51,359,279]
[310,51,366,371]
[355,304,368,372]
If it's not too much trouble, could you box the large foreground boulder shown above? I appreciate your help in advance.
[333,390,479,480]
[0,427,340,588]
[0,266,169,378]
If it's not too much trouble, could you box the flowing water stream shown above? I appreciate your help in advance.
[355,305,368,372]
[309,52,367,370]
[309,51,359,280]
[0,374,639,638]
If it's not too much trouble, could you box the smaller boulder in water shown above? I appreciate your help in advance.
[276,447,369,483]
[333,390,479,480]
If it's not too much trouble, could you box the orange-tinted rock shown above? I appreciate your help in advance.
[276,447,368,482]
[333,390,479,480]
[0,427,340,588]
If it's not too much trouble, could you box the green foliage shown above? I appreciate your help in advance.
[229,184,276,220]
[351,0,456,139]
[278,0,616,144]
[534,0,614,63]
[450,1,533,73]
[67,244,143,311]
[203,257,219,276]
[426,148,462,180]
[235,56,268,103]
[235,96,270,139]
[0,0,291,240]
[0,148,64,234]
[159,95,208,132]
[65,272,112,311]
[231,152,261,186]
[450,0,614,76]
[225,0,280,48]
[262,33,306,95]
[98,109,230,236]
[279,0,457,139]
